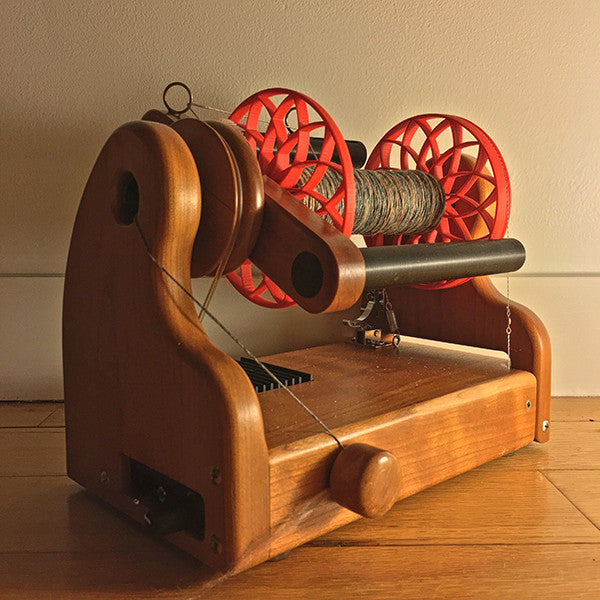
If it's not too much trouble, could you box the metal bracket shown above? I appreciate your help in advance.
[343,289,400,348]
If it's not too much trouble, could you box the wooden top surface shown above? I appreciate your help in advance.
[1,398,599,599]
[258,341,513,449]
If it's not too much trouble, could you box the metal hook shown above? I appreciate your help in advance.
[284,106,297,134]
[162,81,193,116]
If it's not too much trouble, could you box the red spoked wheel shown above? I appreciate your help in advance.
[227,88,355,308]
[365,114,511,289]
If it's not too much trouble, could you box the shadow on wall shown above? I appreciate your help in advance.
[0,119,116,274]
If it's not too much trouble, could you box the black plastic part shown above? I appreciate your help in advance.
[238,358,313,393]
[302,137,367,169]
[272,137,367,169]
[360,239,526,289]
[129,459,205,539]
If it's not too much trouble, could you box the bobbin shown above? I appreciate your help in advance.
[300,166,446,236]
[225,88,512,307]
[144,85,518,310]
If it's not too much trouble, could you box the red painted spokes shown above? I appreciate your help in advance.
[365,114,511,288]
[226,88,355,308]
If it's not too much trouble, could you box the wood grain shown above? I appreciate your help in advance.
[551,397,600,422]
[0,477,153,553]
[329,443,400,518]
[0,428,65,476]
[384,276,552,442]
[481,421,600,471]
[205,118,265,272]
[16,398,591,429]
[260,341,524,448]
[1,545,599,600]
[314,469,600,545]
[170,118,242,276]
[266,368,536,555]
[249,177,366,313]
[60,117,552,574]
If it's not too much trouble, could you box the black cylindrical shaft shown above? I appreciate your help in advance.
[360,239,525,289]
[296,137,367,168]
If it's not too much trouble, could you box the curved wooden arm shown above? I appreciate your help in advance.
[384,277,551,442]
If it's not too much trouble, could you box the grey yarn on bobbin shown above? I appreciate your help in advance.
[299,167,446,236]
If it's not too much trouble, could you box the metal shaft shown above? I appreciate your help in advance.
[360,239,525,289]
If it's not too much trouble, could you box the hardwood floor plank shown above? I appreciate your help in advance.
[1,545,599,600]
[0,549,204,600]
[551,397,600,422]
[313,469,600,545]
[0,401,597,598]
[0,428,65,476]
[39,405,65,427]
[0,402,59,428]
[481,421,600,471]
[0,477,159,553]
[4,470,595,557]
[544,470,600,529]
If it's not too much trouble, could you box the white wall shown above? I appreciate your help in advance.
[1,0,598,398]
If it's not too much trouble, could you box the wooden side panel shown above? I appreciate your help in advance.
[384,277,551,442]
[63,121,270,570]
[267,370,537,557]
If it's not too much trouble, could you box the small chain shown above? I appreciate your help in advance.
[506,274,512,369]
[505,225,512,370]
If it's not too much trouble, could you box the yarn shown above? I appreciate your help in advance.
[298,167,446,236]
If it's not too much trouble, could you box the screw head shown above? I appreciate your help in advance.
[542,420,550,432]
[210,466,222,485]
[525,400,532,410]
[100,471,110,485]
[156,486,167,503]
[210,535,222,554]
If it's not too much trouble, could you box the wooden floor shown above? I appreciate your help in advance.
[1,398,599,599]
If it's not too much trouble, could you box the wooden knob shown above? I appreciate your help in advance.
[329,443,400,518]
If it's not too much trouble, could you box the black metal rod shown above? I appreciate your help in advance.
[285,138,367,168]
[360,239,525,289]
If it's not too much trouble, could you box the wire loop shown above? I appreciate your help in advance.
[163,81,193,116]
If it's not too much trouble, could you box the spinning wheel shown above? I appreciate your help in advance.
[61,85,551,576]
